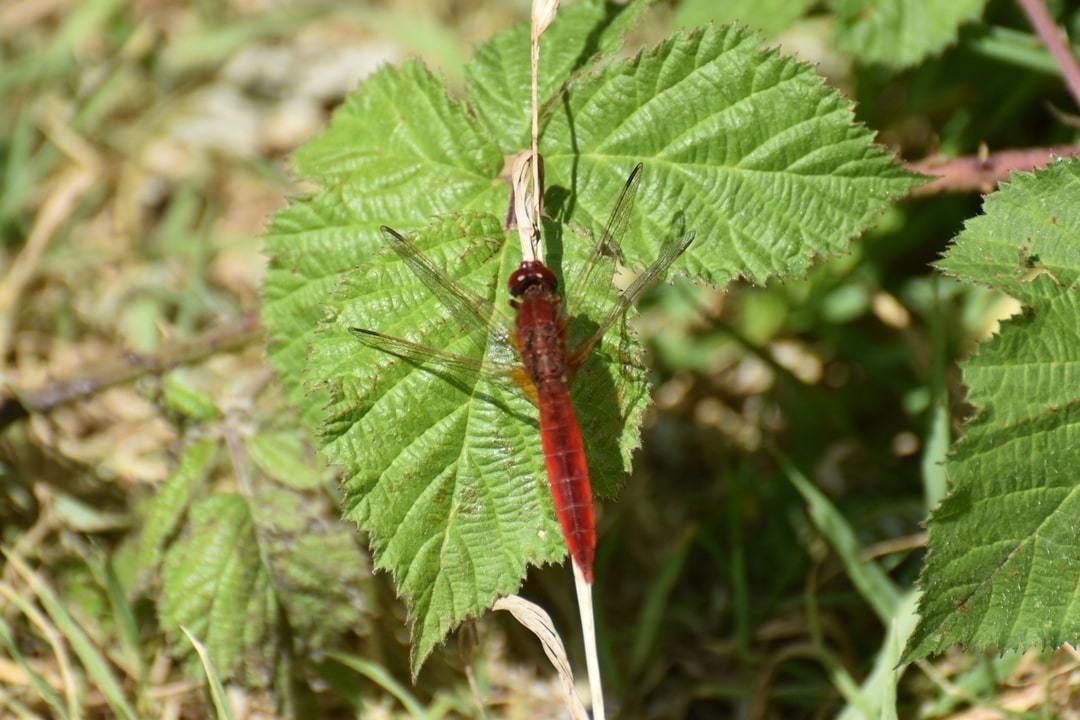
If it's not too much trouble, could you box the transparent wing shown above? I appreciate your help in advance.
[568,231,696,368]
[351,328,534,403]
[564,164,643,334]
[351,328,513,376]
[380,225,515,354]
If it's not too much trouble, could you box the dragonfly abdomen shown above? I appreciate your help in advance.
[536,378,596,581]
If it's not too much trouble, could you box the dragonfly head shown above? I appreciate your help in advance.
[508,260,557,297]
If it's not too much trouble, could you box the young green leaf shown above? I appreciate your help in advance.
[162,372,220,421]
[161,495,274,680]
[160,488,371,680]
[830,0,988,69]
[246,430,324,490]
[904,158,1080,662]
[136,439,218,578]
[262,11,919,675]
[253,487,372,650]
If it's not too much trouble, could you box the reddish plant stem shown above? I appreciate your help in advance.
[906,144,1080,196]
[1016,0,1080,109]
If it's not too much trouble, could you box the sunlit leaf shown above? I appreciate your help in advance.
[262,5,919,673]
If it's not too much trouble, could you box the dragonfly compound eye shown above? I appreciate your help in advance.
[508,260,558,297]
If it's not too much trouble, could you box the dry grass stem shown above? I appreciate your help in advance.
[494,595,588,720]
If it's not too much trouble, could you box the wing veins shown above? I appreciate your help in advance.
[351,328,516,380]
[565,164,643,322]
[569,231,696,365]
[380,225,514,352]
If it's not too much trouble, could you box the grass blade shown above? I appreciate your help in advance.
[0,616,70,720]
[94,555,145,684]
[5,552,137,720]
[324,650,429,719]
[628,527,694,675]
[836,591,920,720]
[773,451,902,622]
[180,626,236,720]
[0,579,81,719]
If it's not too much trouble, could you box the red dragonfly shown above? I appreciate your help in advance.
[351,164,694,582]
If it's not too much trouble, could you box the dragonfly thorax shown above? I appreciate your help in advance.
[508,260,557,298]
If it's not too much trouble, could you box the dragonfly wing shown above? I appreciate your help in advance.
[564,164,643,329]
[351,328,518,386]
[380,225,515,353]
[568,230,696,367]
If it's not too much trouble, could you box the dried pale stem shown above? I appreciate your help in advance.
[0,168,96,363]
[859,531,928,562]
[0,312,261,431]
[527,0,558,262]
[573,562,605,720]
[0,112,103,364]
[531,27,542,255]
[512,151,538,262]
[0,555,81,718]
[1016,0,1080,109]
[906,144,1080,196]
[494,595,588,720]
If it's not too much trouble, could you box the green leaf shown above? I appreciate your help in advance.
[262,60,505,429]
[159,489,370,680]
[904,158,1080,662]
[262,16,919,674]
[318,212,643,673]
[253,487,371,650]
[676,0,814,37]
[246,431,324,490]
[160,495,275,680]
[830,0,988,68]
[465,0,648,151]
[137,439,217,577]
[540,25,920,285]
[162,372,220,421]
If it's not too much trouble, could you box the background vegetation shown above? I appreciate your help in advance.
[1,0,1077,718]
